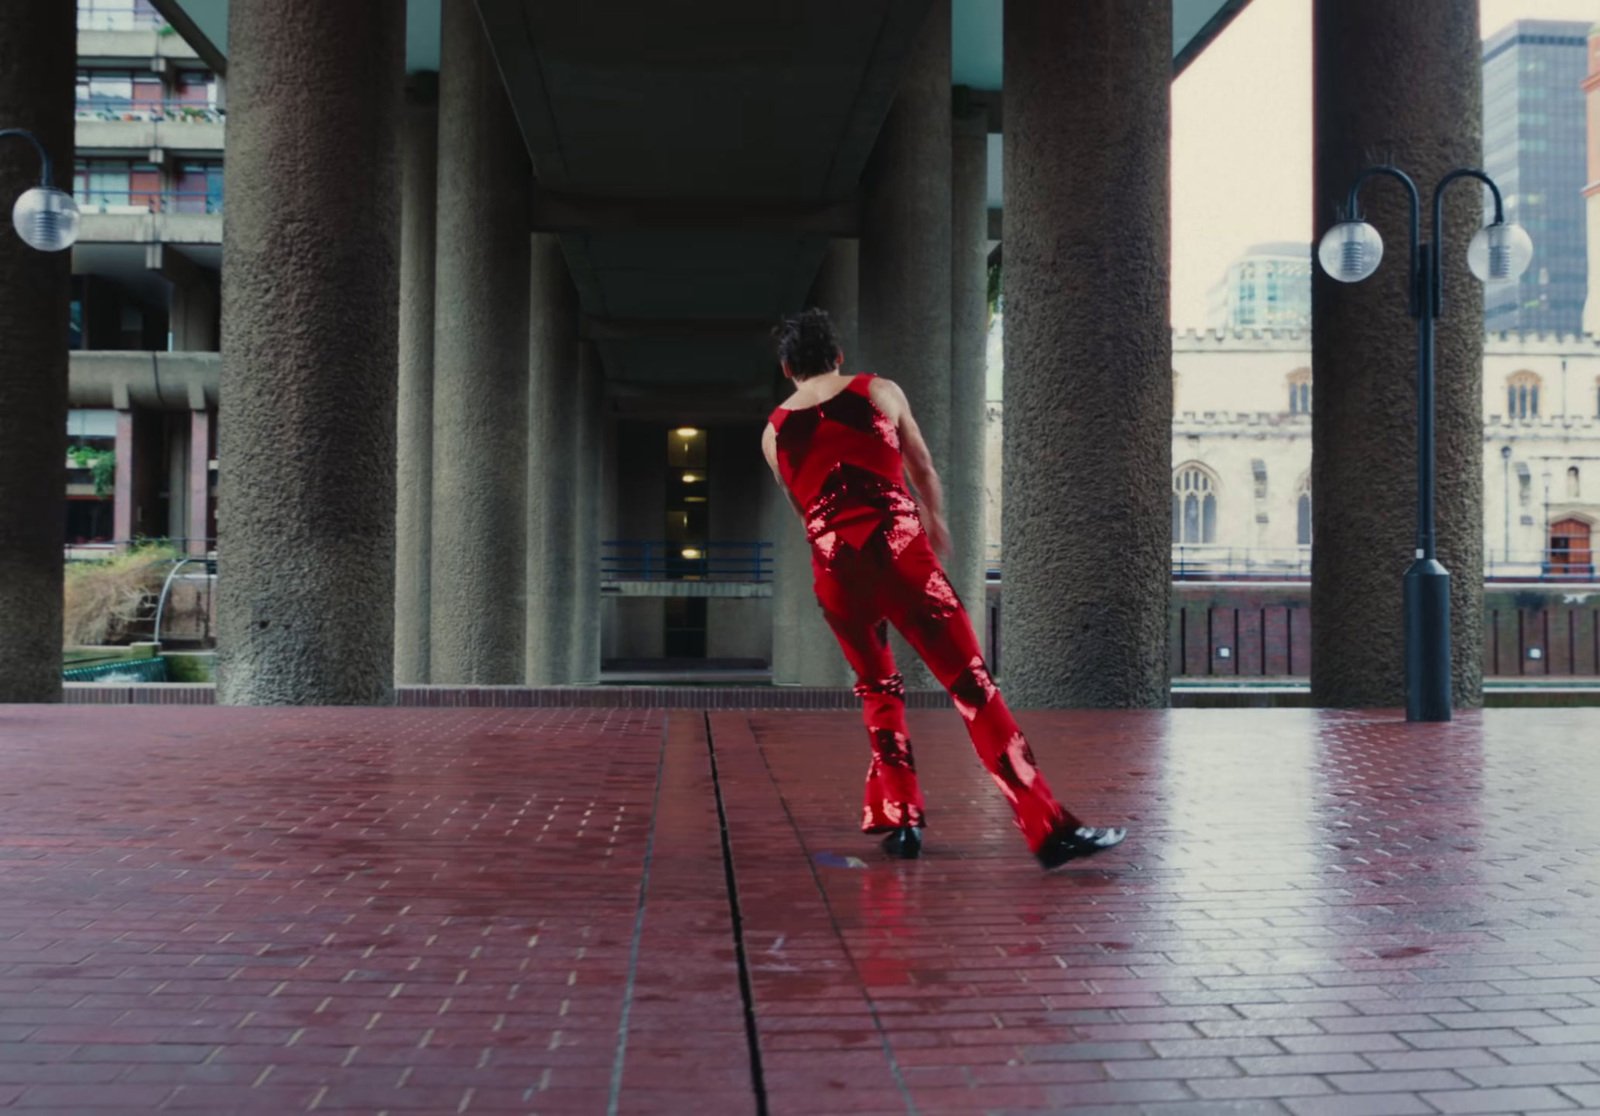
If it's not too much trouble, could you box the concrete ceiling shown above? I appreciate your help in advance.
[157,0,1249,407]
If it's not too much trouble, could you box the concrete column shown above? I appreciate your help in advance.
[1312,0,1484,708]
[0,0,73,702]
[771,240,856,688]
[1002,0,1172,709]
[188,407,211,555]
[113,409,136,544]
[216,0,404,705]
[395,77,438,685]
[526,232,578,684]
[859,3,952,692]
[153,245,219,351]
[569,342,604,683]
[429,0,531,685]
[949,104,989,652]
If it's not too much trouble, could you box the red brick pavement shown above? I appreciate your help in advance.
[0,706,1598,1114]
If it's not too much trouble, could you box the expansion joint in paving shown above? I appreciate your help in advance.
[702,712,770,1116]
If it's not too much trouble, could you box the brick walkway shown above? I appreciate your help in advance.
[0,706,1596,1114]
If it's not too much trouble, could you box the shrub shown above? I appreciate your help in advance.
[63,543,179,648]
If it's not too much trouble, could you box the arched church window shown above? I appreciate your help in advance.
[1172,464,1219,545]
[1296,474,1312,546]
[1287,368,1312,415]
[1569,466,1581,500]
[1507,371,1541,420]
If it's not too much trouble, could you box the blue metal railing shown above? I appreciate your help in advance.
[603,541,772,582]
[74,190,222,215]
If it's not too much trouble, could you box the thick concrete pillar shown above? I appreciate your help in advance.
[187,407,211,555]
[526,232,579,684]
[0,0,73,702]
[1312,1,1484,708]
[1002,0,1172,709]
[217,0,403,705]
[859,3,952,691]
[771,240,857,688]
[949,104,990,652]
[429,0,531,685]
[569,342,603,684]
[395,78,438,685]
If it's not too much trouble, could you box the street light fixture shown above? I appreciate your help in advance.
[0,128,80,252]
[1318,165,1531,723]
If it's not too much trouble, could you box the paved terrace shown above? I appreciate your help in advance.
[0,706,1597,1114]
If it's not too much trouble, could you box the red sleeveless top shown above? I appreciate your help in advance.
[768,375,922,554]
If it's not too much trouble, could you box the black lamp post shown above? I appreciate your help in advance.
[1318,166,1531,723]
[0,126,80,252]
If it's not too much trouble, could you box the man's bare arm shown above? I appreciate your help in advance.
[870,378,950,558]
[872,379,943,521]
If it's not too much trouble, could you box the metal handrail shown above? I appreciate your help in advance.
[152,556,214,645]
[74,190,222,215]
[77,5,167,31]
[75,101,222,122]
[603,540,773,582]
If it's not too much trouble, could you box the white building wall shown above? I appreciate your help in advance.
[981,318,1600,579]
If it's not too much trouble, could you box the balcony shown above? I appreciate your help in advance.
[76,102,225,155]
[76,4,198,65]
[76,191,222,246]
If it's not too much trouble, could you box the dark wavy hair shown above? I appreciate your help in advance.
[773,308,842,381]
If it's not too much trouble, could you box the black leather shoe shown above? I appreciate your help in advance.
[1037,826,1126,871]
[881,827,923,860]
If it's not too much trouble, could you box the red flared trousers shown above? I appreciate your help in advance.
[812,530,1080,852]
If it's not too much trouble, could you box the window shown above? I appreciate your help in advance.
[75,69,162,116]
[173,70,219,108]
[1507,371,1542,419]
[1569,467,1581,500]
[1296,475,1312,546]
[175,161,223,213]
[77,0,163,31]
[74,159,160,212]
[1287,368,1312,415]
[1172,464,1218,545]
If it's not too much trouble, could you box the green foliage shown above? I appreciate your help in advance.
[68,445,116,498]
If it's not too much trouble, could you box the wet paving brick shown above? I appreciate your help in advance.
[0,705,1594,1112]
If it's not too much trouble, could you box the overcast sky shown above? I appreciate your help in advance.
[1170,0,1600,328]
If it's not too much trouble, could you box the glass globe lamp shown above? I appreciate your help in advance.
[1317,220,1384,283]
[11,186,80,252]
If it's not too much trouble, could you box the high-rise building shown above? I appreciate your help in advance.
[1482,20,1590,335]
[1582,25,1600,336]
[1204,242,1312,333]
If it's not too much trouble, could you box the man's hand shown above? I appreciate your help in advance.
[923,508,952,562]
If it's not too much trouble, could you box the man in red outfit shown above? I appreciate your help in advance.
[761,309,1126,869]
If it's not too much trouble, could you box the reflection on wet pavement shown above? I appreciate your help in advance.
[0,706,1596,1113]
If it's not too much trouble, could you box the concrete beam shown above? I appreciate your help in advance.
[75,118,225,152]
[77,212,222,246]
[76,28,201,65]
[531,188,860,236]
[579,315,776,342]
[69,350,220,410]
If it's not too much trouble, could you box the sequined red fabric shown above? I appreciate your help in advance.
[769,376,1078,851]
